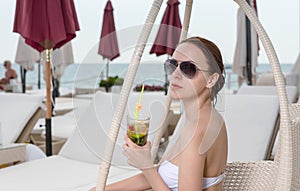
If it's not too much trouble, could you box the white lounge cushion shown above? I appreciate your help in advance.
[0,93,44,144]
[25,144,46,161]
[0,155,140,191]
[221,95,279,162]
[237,85,298,103]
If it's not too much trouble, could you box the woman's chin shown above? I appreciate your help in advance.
[170,89,183,100]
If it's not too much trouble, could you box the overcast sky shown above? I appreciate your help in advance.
[0,0,299,65]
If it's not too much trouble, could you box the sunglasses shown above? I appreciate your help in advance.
[164,59,212,79]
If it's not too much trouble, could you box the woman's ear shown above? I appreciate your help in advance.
[206,73,219,88]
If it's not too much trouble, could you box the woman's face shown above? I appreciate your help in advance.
[4,63,10,69]
[168,42,212,100]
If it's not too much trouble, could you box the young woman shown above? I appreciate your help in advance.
[90,36,227,191]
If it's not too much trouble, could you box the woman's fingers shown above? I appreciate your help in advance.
[124,134,140,148]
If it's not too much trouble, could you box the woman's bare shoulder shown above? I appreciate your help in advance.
[195,107,226,154]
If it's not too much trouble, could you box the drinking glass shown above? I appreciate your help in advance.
[127,114,150,146]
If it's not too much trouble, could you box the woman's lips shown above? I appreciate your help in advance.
[171,83,182,89]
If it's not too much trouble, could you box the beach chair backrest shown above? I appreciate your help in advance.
[237,85,298,103]
[0,93,44,144]
[59,91,167,168]
[221,94,279,162]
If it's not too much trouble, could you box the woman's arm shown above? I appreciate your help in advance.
[142,167,171,191]
[89,173,151,191]
[177,145,205,190]
[106,173,151,191]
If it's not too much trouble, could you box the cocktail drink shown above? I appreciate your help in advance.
[127,114,150,146]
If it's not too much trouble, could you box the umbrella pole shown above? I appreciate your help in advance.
[20,66,27,93]
[164,55,171,95]
[105,59,109,92]
[45,49,52,156]
[38,64,41,89]
[245,0,252,85]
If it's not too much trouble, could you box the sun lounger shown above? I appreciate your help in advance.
[32,96,92,139]
[221,95,279,162]
[0,93,44,144]
[0,93,47,163]
[30,96,93,154]
[237,85,298,159]
[0,91,169,191]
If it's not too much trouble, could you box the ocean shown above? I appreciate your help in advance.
[0,63,294,92]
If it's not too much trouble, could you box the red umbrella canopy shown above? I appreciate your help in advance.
[150,0,182,56]
[98,0,120,61]
[13,0,80,52]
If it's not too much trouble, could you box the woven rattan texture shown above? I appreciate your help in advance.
[290,104,300,190]
[222,161,278,190]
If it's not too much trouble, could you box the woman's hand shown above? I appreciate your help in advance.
[122,134,154,170]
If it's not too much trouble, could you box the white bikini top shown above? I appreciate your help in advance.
[158,161,225,191]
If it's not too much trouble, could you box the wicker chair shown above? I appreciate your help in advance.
[222,0,300,190]
[95,0,300,190]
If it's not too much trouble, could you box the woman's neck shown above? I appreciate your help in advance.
[182,94,211,122]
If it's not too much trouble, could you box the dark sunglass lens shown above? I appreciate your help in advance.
[180,62,196,79]
[164,59,177,75]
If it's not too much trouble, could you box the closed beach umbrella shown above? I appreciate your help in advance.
[98,0,120,91]
[15,36,40,71]
[232,0,259,86]
[51,41,75,80]
[15,36,40,92]
[150,0,182,56]
[150,0,182,94]
[13,0,80,156]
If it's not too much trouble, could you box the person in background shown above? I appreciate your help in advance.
[0,60,18,84]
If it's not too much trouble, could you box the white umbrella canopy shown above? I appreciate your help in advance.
[14,36,74,93]
[15,36,40,70]
[232,5,258,86]
[41,41,74,81]
[15,36,74,80]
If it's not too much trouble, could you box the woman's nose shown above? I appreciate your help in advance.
[171,66,182,80]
